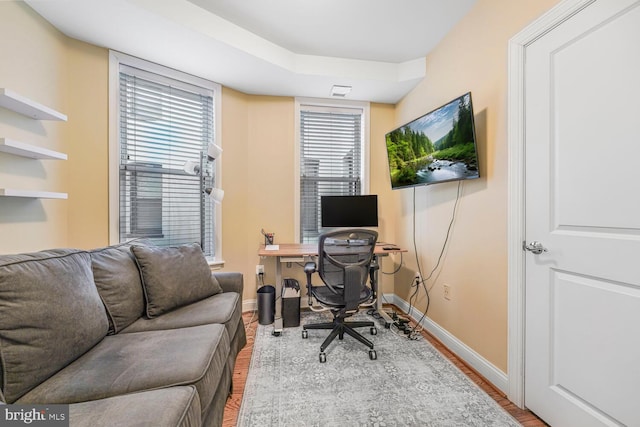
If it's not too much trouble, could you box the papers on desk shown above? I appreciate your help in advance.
[264,244,280,250]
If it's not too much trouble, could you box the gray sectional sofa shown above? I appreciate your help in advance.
[0,241,246,427]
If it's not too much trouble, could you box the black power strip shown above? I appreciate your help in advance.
[393,318,412,334]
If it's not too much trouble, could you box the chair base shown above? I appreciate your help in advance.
[303,320,375,353]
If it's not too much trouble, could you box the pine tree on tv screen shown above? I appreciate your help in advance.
[385,92,479,189]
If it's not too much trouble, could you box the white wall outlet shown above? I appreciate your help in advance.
[256,264,264,275]
[414,271,421,282]
[443,283,452,300]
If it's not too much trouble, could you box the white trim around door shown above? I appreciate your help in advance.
[506,0,596,409]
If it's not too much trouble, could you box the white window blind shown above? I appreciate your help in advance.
[299,105,364,243]
[118,64,217,256]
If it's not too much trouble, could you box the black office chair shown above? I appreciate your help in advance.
[302,228,378,363]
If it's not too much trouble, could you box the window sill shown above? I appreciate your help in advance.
[207,258,225,270]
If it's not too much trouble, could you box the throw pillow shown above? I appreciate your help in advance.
[91,243,146,334]
[130,243,222,318]
[0,250,108,402]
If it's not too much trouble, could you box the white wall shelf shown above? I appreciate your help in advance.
[0,90,68,201]
[0,138,67,160]
[0,88,67,121]
[0,189,68,199]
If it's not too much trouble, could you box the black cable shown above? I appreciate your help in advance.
[406,187,424,324]
[380,251,403,275]
[407,274,421,323]
[366,308,382,320]
[422,180,463,285]
[411,180,463,335]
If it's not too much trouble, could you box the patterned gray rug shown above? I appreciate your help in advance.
[238,311,520,427]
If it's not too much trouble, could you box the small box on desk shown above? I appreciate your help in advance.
[281,278,301,328]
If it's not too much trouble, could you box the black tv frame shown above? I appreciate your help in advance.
[385,92,480,190]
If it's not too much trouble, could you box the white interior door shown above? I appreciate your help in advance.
[524,0,640,426]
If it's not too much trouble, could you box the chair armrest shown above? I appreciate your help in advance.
[212,272,244,294]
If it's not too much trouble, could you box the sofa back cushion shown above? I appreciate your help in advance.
[91,244,145,334]
[131,243,223,318]
[0,249,108,403]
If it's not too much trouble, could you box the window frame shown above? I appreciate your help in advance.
[108,51,223,265]
[294,97,370,243]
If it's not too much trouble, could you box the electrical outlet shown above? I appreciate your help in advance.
[256,265,264,275]
[414,271,421,282]
[443,284,452,300]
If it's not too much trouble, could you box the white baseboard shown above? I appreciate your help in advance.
[384,293,509,394]
[243,299,257,313]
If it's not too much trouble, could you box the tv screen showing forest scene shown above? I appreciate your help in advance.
[385,92,479,189]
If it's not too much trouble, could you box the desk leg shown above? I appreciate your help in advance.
[273,256,283,335]
[374,255,393,328]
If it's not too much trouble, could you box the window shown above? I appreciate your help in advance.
[296,100,370,243]
[109,52,222,260]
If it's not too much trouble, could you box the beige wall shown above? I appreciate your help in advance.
[64,39,109,249]
[370,102,400,294]
[0,3,395,304]
[0,2,70,253]
[219,92,299,302]
[1,0,565,377]
[218,88,252,297]
[391,0,561,372]
[221,97,397,302]
[0,2,109,254]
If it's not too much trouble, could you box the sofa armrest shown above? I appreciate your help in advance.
[213,272,244,294]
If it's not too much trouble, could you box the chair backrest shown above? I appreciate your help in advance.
[317,229,378,310]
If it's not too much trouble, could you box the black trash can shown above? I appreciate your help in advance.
[282,278,301,328]
[257,285,275,325]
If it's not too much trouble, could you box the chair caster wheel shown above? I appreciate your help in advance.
[370,327,377,335]
[302,330,308,339]
[369,349,377,360]
[319,353,327,363]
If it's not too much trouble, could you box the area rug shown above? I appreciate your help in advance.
[237,311,520,427]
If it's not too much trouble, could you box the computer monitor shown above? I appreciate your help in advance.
[320,195,378,228]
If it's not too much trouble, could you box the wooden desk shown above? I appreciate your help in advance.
[258,243,318,258]
[258,243,406,331]
[258,243,405,258]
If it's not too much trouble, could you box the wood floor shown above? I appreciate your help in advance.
[223,309,547,427]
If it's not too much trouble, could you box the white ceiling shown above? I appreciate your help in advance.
[24,0,477,103]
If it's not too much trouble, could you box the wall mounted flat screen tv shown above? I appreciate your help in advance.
[321,195,378,228]
[385,92,479,190]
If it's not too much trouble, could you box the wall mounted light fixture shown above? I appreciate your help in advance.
[183,159,201,175]
[183,148,224,204]
[207,142,223,160]
[205,187,224,204]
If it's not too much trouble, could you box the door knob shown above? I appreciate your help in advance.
[523,241,548,255]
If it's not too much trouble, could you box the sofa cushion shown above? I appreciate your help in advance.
[69,386,201,427]
[17,324,230,416]
[0,249,109,403]
[121,291,241,341]
[90,243,146,334]
[131,243,223,318]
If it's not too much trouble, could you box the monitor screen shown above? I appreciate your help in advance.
[321,195,378,228]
